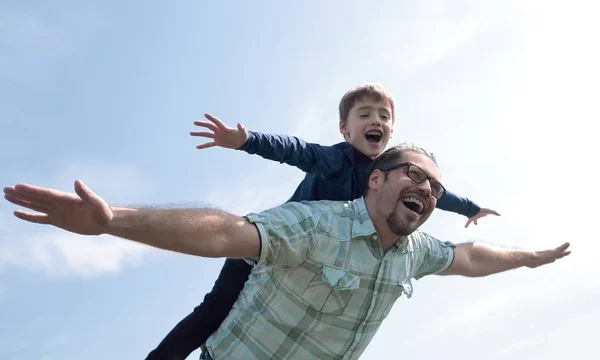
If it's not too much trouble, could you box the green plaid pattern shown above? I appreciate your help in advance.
[205,198,454,360]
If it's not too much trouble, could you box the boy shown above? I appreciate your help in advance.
[145,84,499,359]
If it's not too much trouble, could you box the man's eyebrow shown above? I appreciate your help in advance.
[355,106,373,112]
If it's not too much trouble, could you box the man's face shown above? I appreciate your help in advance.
[372,152,441,236]
[339,98,394,158]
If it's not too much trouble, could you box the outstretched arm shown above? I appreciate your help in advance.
[439,242,571,277]
[3,180,260,259]
[437,189,501,228]
[191,113,346,177]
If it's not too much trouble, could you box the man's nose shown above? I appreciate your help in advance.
[415,179,432,197]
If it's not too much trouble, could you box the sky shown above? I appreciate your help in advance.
[1,0,598,359]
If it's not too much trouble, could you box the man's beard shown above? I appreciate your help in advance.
[386,210,417,236]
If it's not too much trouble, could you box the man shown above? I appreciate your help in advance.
[3,144,570,360]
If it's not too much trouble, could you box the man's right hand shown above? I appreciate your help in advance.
[3,179,113,235]
[191,113,249,150]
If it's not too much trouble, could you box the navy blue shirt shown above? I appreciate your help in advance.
[239,131,481,218]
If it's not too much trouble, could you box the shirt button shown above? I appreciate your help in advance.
[372,235,378,240]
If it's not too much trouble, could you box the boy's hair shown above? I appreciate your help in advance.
[339,83,396,122]
[364,143,438,195]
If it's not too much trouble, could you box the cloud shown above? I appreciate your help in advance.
[0,231,150,277]
[1,164,159,277]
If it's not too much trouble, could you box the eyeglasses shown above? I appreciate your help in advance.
[379,162,446,199]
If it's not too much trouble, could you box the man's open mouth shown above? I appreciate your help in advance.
[365,130,383,143]
[401,196,424,215]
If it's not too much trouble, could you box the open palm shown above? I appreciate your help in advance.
[190,113,249,150]
[4,180,112,235]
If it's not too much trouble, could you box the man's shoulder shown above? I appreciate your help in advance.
[406,230,454,251]
[281,198,356,216]
[262,199,360,223]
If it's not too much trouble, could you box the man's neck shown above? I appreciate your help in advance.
[364,196,404,252]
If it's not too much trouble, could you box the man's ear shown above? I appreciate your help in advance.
[368,169,383,192]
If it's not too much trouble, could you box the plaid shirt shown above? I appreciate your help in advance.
[205,197,455,360]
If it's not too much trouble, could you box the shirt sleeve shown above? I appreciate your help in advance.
[237,131,346,178]
[414,232,456,280]
[244,201,321,269]
[436,189,481,218]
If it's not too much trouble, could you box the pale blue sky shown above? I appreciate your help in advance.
[1,1,598,359]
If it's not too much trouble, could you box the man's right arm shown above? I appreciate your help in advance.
[4,180,262,260]
[107,207,261,259]
[5,180,320,266]
[238,131,346,177]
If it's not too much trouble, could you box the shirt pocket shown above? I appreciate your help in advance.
[380,279,413,320]
[300,264,360,315]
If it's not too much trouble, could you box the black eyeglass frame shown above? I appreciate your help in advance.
[378,162,446,199]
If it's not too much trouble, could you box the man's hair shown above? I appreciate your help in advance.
[364,144,438,195]
[339,83,396,122]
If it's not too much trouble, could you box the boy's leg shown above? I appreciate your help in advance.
[145,258,253,360]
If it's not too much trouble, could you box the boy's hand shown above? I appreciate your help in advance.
[191,113,249,150]
[464,208,501,228]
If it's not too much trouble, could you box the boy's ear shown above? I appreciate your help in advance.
[339,120,349,139]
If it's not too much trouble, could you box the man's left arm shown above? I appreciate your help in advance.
[439,242,571,277]
[436,189,501,228]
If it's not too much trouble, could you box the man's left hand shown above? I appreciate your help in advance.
[527,242,571,268]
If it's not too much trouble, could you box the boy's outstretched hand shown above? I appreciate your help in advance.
[465,207,501,228]
[191,113,249,150]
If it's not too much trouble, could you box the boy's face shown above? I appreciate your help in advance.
[339,98,393,158]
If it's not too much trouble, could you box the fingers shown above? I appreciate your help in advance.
[464,219,472,228]
[204,113,227,129]
[193,121,218,132]
[13,210,51,224]
[74,180,98,204]
[196,142,216,150]
[189,131,215,138]
[4,193,49,214]
[4,185,55,209]
[555,242,571,252]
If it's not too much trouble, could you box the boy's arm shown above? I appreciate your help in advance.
[238,130,345,177]
[191,113,346,178]
[436,190,480,217]
[436,190,501,228]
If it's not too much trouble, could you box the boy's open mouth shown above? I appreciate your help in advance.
[401,196,424,215]
[365,130,383,143]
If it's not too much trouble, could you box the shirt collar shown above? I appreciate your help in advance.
[351,197,411,249]
[350,197,377,238]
